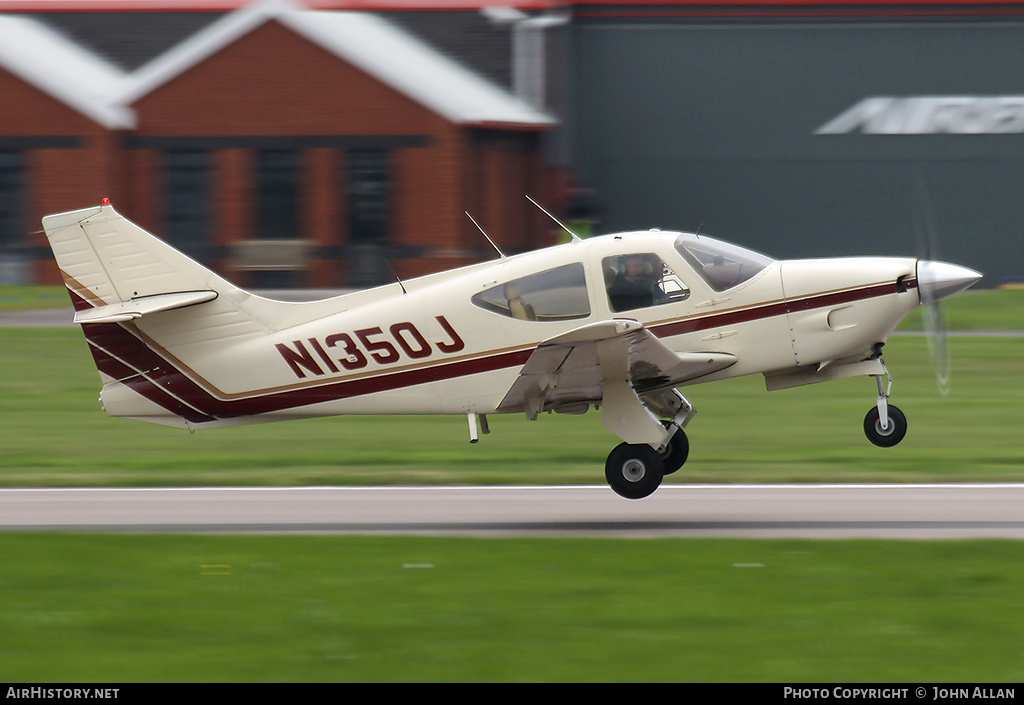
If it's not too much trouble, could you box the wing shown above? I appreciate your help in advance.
[497,319,735,445]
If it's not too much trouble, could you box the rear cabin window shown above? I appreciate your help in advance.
[471,263,590,321]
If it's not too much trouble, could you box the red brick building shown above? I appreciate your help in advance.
[0,13,133,285]
[0,0,557,287]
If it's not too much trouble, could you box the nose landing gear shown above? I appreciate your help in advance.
[865,360,908,447]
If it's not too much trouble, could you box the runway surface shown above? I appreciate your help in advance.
[3,484,1024,538]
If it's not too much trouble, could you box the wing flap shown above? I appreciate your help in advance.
[497,319,736,418]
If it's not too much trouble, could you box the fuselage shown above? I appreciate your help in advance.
[122,229,923,427]
[42,201,981,502]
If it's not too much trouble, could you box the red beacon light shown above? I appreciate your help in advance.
[102,198,110,205]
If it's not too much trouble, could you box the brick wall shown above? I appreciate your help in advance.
[12,18,550,288]
[0,69,120,284]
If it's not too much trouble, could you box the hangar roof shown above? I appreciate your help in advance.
[113,0,554,128]
[0,0,555,130]
[0,13,133,128]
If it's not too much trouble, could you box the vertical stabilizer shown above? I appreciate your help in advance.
[40,203,345,428]
[42,202,229,310]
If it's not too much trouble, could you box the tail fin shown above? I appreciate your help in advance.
[43,202,229,321]
[41,202,338,428]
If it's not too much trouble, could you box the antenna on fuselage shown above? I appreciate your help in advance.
[384,260,407,295]
[465,211,507,260]
[526,195,582,243]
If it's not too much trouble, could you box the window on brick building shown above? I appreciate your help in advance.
[0,151,25,252]
[163,149,210,263]
[346,149,391,287]
[257,149,301,240]
[254,149,302,287]
[348,149,389,244]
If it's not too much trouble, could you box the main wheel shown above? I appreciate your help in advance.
[658,424,689,476]
[864,405,908,447]
[605,443,664,499]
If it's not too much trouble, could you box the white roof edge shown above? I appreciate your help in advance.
[113,0,291,107]
[0,15,134,129]
[285,10,555,127]
[0,0,554,131]
[114,0,555,128]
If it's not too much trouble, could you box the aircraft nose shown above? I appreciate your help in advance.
[917,260,983,304]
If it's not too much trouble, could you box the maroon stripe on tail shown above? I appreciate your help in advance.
[81,322,217,424]
[80,318,532,423]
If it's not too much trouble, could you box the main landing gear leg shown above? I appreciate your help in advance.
[605,389,694,500]
[864,360,907,447]
[657,389,694,476]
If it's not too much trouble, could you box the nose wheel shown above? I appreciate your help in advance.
[864,361,908,447]
[864,405,907,447]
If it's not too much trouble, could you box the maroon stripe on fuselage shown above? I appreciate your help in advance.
[652,278,915,338]
[785,279,915,312]
[82,318,533,421]
[651,299,790,338]
[73,277,915,424]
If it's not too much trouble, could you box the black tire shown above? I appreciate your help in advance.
[864,405,908,447]
[658,425,689,476]
[605,443,664,499]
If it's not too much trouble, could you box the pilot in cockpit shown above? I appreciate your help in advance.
[607,255,663,312]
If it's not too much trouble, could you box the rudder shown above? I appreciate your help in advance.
[42,202,228,316]
[41,202,327,428]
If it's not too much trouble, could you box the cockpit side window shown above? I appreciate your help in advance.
[471,263,590,321]
[602,253,690,313]
[674,234,774,292]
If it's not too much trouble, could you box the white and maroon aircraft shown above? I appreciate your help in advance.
[42,201,980,499]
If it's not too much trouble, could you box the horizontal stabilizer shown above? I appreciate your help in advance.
[73,290,218,324]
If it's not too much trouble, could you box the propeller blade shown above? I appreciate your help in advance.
[912,174,951,396]
[920,289,951,397]
[916,259,982,396]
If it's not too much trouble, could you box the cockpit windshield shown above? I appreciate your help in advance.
[673,234,775,292]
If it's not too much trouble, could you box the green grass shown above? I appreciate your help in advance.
[897,288,1024,332]
[0,285,72,313]
[2,326,1022,487]
[3,287,1024,683]
[2,533,1023,682]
